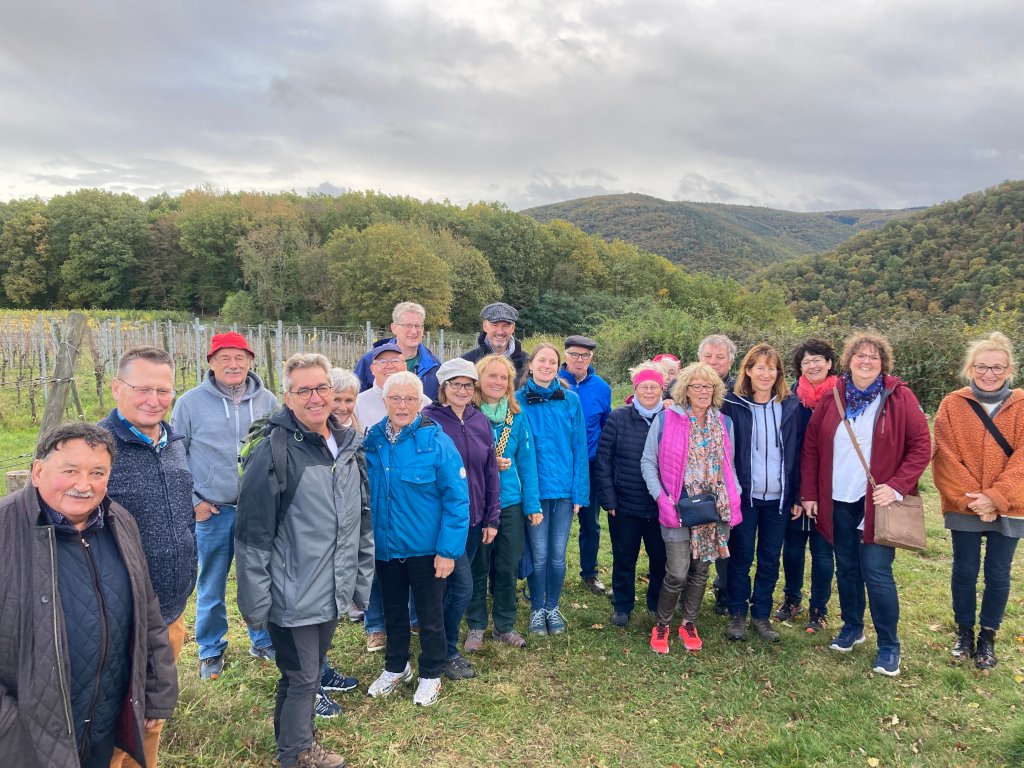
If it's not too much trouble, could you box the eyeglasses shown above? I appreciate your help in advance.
[853,353,881,363]
[395,323,424,330]
[288,384,332,400]
[387,395,421,405]
[446,381,476,392]
[801,356,827,368]
[117,378,175,400]
[973,364,1008,375]
[372,357,405,368]
[687,383,714,393]
[566,351,593,360]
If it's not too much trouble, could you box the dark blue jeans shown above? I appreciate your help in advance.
[832,498,900,649]
[443,524,482,658]
[782,517,835,612]
[608,512,666,614]
[727,498,788,619]
[950,529,1019,630]
[578,459,601,580]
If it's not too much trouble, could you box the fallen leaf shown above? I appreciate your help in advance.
[867,758,880,767]
[1014,675,1023,684]
[591,623,604,629]
[891,714,900,725]
[713,747,725,756]
[966,702,980,708]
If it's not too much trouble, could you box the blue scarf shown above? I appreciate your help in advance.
[525,377,565,400]
[632,397,664,424]
[843,373,884,419]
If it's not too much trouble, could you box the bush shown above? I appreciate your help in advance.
[219,291,261,326]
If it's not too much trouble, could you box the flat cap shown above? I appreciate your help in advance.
[480,302,519,323]
[564,335,597,350]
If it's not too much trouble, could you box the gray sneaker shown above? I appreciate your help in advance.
[529,609,548,636]
[726,614,747,641]
[199,654,224,680]
[750,617,780,642]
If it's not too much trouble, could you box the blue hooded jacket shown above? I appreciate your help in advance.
[363,414,470,560]
[515,378,590,506]
[558,365,612,460]
[482,396,541,514]
[354,339,441,400]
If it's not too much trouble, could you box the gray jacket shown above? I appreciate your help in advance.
[0,487,178,768]
[235,407,375,629]
[171,370,278,506]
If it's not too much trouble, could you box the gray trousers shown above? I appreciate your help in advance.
[655,534,711,626]
[268,619,338,765]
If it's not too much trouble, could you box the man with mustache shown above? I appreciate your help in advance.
[0,422,178,768]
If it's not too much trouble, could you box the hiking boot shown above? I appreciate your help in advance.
[320,666,357,692]
[872,646,901,677]
[726,614,747,641]
[413,677,442,707]
[611,611,629,627]
[750,617,780,643]
[772,598,803,623]
[295,739,345,768]
[829,624,866,652]
[650,624,670,654]
[679,622,702,651]
[366,631,386,653]
[583,576,607,595]
[951,624,975,659]
[442,654,476,680]
[546,606,567,635]
[464,629,485,653]
[529,609,548,636]
[367,663,413,698]
[975,628,997,669]
[199,654,224,681]
[805,608,828,634]
[494,629,527,648]
[713,586,729,616]
[314,687,343,718]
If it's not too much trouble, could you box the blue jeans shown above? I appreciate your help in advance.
[578,459,601,580]
[365,576,418,635]
[527,498,574,611]
[950,529,1019,630]
[443,525,482,658]
[832,498,900,649]
[782,517,835,612]
[727,498,788,620]
[195,505,270,658]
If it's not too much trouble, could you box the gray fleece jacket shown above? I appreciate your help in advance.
[171,370,278,506]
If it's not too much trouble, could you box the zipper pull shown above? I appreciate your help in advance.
[81,537,90,548]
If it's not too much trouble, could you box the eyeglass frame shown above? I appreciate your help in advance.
[287,384,333,401]
[116,378,176,400]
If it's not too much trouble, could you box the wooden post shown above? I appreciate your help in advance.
[5,470,30,495]
[38,312,88,438]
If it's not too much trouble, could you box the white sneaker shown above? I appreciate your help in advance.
[413,676,441,707]
[367,663,412,698]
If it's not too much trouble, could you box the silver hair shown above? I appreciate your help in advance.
[697,334,737,363]
[282,353,331,392]
[330,367,360,394]
[392,302,426,324]
[382,370,424,399]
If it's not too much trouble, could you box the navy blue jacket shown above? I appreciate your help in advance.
[354,339,442,400]
[98,411,197,623]
[721,393,806,511]
[558,366,612,461]
[594,404,659,519]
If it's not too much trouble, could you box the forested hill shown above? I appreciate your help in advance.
[521,193,916,277]
[765,180,1024,322]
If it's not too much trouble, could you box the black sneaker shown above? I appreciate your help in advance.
[583,576,607,596]
[951,625,975,659]
[772,599,803,623]
[805,608,828,634]
[975,628,997,669]
[726,614,747,641]
[611,611,629,627]
[442,654,476,680]
[320,665,358,692]
[314,687,344,718]
[713,587,729,616]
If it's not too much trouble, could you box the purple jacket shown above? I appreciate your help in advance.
[423,403,501,528]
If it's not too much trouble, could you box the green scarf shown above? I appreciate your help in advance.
[480,396,509,425]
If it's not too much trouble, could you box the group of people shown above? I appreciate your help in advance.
[1,299,1021,768]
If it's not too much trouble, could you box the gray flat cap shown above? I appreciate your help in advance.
[564,335,597,350]
[480,302,519,323]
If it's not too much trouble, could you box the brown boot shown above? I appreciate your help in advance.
[295,740,345,768]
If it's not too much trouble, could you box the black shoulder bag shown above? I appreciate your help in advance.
[965,399,1013,458]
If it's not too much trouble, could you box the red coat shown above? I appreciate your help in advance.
[799,375,931,545]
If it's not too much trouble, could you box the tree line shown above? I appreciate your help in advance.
[0,188,788,334]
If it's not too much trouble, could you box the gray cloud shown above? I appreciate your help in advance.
[1,0,1023,211]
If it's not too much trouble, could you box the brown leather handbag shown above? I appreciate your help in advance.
[832,389,927,551]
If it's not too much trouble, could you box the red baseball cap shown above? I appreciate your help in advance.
[208,331,255,360]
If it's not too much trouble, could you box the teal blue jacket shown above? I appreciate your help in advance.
[363,414,470,560]
[515,379,590,506]
[485,398,542,515]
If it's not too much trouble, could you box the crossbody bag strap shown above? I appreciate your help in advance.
[495,409,514,458]
[832,387,878,490]
[965,398,1013,458]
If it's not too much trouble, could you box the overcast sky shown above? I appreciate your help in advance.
[1,0,1022,212]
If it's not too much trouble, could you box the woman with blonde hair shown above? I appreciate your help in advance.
[641,362,741,653]
[933,332,1024,669]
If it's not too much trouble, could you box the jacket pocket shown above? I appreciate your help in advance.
[400,466,437,485]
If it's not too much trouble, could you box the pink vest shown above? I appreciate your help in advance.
[656,409,742,529]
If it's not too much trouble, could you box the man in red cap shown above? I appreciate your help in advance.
[170,331,279,681]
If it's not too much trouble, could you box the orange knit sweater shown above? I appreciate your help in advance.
[932,387,1024,517]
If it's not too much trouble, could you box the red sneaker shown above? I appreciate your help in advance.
[650,624,670,655]
[679,621,703,651]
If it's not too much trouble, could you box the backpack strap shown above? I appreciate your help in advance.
[270,424,289,493]
[965,398,1013,458]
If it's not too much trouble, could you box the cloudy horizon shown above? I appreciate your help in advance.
[2,0,1022,212]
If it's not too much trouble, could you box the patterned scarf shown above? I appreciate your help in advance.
[385,420,401,444]
[843,372,884,419]
[683,404,731,561]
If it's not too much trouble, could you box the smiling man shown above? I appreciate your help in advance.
[0,422,178,768]
[354,302,442,400]
[461,302,528,378]
[99,346,196,768]
[170,332,279,681]
[235,353,373,768]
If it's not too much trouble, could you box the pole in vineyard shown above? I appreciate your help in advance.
[38,312,89,438]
